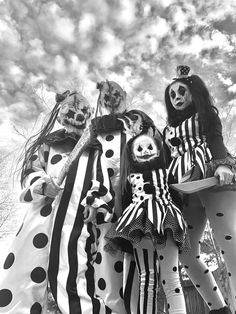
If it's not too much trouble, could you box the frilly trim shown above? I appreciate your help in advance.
[207,154,236,176]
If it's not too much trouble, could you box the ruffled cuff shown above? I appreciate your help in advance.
[20,171,52,203]
[206,155,236,176]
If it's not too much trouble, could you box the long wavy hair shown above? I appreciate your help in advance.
[19,91,71,186]
[120,133,166,194]
[164,75,219,135]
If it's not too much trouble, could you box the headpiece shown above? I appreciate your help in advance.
[173,65,192,84]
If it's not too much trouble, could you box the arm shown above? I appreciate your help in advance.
[81,149,115,224]
[206,115,235,185]
[20,143,62,203]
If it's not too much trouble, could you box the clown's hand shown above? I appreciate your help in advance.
[43,177,63,198]
[214,165,234,186]
[83,205,97,223]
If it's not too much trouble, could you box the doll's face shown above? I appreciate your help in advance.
[169,81,192,111]
[131,135,160,163]
[57,92,92,135]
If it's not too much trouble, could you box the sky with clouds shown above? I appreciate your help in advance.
[1,0,236,153]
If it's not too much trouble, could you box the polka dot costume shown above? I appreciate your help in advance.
[0,140,71,313]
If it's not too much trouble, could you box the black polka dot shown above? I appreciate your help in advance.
[40,204,52,217]
[140,196,144,200]
[24,190,33,202]
[98,278,106,290]
[184,265,189,269]
[106,135,114,141]
[213,286,217,291]
[33,233,48,249]
[31,267,46,283]
[105,150,114,158]
[175,288,180,293]
[3,253,15,269]
[196,284,200,288]
[221,250,225,255]
[119,287,123,299]
[225,235,232,240]
[30,302,42,314]
[30,155,38,161]
[228,272,232,277]
[173,266,177,272]
[208,302,212,306]
[16,223,23,236]
[108,168,114,177]
[188,225,193,229]
[0,289,13,307]
[44,151,49,162]
[196,255,200,259]
[159,255,164,260]
[114,261,123,273]
[30,176,41,185]
[96,212,105,224]
[51,154,62,164]
[204,269,209,274]
[216,213,224,217]
[95,252,102,264]
[162,280,166,285]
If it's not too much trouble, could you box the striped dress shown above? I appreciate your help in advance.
[105,168,189,251]
[164,113,212,183]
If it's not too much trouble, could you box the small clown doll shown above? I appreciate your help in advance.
[105,133,189,314]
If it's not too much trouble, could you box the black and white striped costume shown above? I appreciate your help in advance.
[0,130,116,314]
[164,113,212,183]
[164,113,236,311]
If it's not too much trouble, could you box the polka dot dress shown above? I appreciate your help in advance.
[0,143,71,313]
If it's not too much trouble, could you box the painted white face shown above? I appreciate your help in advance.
[131,135,159,163]
[169,82,192,110]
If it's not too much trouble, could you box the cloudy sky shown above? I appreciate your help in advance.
[1,0,236,153]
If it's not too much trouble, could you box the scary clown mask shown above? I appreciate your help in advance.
[131,134,161,164]
[96,80,126,115]
[169,81,192,111]
[56,91,92,135]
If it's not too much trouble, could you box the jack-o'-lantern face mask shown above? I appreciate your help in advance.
[131,135,160,164]
[57,91,92,135]
[169,81,192,111]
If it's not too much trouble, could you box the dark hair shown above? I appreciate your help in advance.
[164,74,219,135]
[120,133,166,194]
[19,101,61,186]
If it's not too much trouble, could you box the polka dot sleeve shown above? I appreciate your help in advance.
[20,144,51,203]
[81,150,115,223]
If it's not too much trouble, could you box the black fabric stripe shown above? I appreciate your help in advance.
[67,150,95,313]
[152,250,158,314]
[123,258,136,314]
[85,223,101,314]
[48,156,80,302]
[185,117,192,154]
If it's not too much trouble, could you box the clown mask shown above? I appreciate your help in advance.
[97,81,126,115]
[131,135,160,164]
[57,91,92,135]
[169,81,192,111]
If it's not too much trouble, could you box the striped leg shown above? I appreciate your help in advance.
[133,239,158,314]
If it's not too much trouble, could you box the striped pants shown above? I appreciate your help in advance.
[131,236,186,314]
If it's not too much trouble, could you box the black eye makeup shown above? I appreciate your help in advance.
[148,144,153,150]
[170,90,176,99]
[137,145,143,152]
[178,86,186,96]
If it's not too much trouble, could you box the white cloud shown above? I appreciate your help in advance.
[228,84,236,94]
